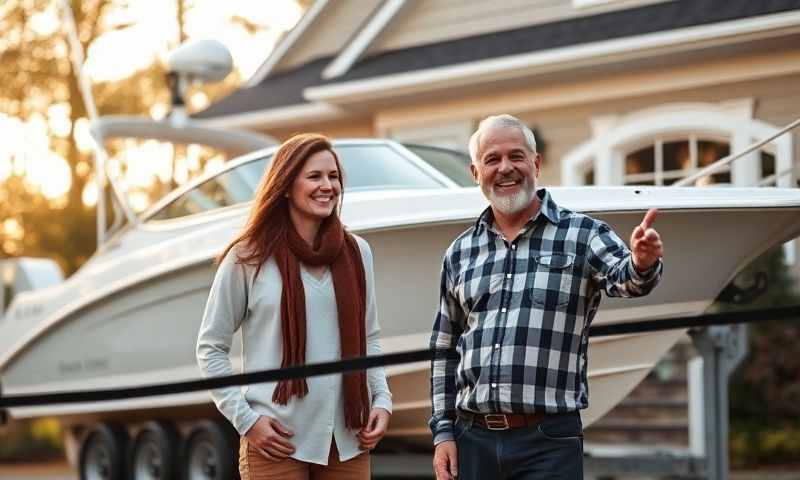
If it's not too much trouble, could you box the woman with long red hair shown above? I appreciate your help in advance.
[197,133,392,479]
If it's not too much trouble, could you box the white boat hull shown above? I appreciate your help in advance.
[2,187,800,446]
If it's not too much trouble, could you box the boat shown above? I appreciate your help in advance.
[3,34,799,480]
[2,131,800,475]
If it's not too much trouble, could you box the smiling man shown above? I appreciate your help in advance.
[429,114,664,480]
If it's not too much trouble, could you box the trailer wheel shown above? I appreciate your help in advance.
[79,423,128,480]
[183,420,238,480]
[130,420,180,480]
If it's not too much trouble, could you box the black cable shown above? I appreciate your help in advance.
[588,304,800,336]
[1,304,798,408]
[0,349,436,408]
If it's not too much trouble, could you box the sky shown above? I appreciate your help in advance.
[0,0,303,205]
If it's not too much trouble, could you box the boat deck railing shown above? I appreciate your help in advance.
[674,117,800,188]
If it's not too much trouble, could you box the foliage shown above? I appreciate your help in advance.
[731,426,800,467]
[718,246,800,466]
[0,419,63,462]
[0,0,298,464]
[0,0,248,276]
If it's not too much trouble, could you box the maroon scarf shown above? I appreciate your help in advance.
[271,215,370,429]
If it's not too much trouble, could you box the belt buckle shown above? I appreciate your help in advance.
[484,414,510,430]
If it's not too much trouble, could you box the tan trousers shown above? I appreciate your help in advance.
[239,437,370,480]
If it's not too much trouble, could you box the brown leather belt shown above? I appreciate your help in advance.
[467,412,547,430]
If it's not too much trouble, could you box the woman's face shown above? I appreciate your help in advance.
[288,149,341,223]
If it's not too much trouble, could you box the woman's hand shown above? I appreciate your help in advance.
[244,416,295,461]
[357,407,391,450]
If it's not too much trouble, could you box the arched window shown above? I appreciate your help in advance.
[562,100,795,262]
[562,101,792,188]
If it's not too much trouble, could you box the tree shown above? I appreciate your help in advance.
[0,0,114,274]
[722,246,800,465]
[1,0,304,462]
[0,0,263,275]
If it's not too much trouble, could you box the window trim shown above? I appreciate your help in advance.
[561,101,793,188]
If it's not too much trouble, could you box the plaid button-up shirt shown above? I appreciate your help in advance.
[429,188,662,445]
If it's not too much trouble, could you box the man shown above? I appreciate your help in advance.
[429,114,663,480]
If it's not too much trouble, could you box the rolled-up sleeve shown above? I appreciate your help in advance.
[196,250,260,435]
[587,221,662,298]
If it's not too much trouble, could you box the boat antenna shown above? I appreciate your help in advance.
[59,0,138,247]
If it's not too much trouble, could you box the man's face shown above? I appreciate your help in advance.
[470,126,541,215]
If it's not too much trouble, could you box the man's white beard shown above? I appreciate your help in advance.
[486,178,536,215]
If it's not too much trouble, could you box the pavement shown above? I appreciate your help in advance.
[0,463,74,480]
[1,461,799,480]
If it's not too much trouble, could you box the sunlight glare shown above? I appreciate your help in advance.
[3,241,19,255]
[174,159,189,185]
[0,115,20,181]
[0,114,74,197]
[121,140,176,188]
[2,219,24,241]
[85,27,161,82]
[183,0,303,79]
[187,144,204,171]
[153,143,176,184]
[82,0,301,83]
[123,142,154,188]
[190,92,209,110]
[0,155,11,181]
[150,103,168,121]
[204,156,225,175]
[73,118,95,153]
[24,152,72,199]
[82,179,98,207]
[26,114,51,151]
[128,191,150,212]
[48,103,72,138]
[30,8,60,37]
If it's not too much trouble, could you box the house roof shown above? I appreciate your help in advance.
[194,0,800,120]
[196,57,330,118]
[337,0,800,82]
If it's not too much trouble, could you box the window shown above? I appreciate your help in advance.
[149,158,267,221]
[562,101,793,188]
[623,137,731,186]
[562,101,795,264]
[403,144,474,187]
[147,143,450,222]
[759,151,778,186]
[335,144,446,191]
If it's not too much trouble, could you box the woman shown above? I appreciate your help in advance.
[196,133,392,479]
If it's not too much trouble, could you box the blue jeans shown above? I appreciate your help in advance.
[454,411,584,480]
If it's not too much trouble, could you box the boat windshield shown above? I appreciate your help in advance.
[401,144,474,187]
[147,143,449,222]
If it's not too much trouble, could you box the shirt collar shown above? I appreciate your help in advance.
[474,188,562,236]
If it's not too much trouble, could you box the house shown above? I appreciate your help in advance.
[195,0,799,191]
[194,0,800,445]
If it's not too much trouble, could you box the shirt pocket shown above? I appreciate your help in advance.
[532,253,576,309]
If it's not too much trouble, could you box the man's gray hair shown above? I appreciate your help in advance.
[468,114,537,164]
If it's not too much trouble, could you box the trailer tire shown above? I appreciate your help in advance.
[130,420,180,480]
[182,419,239,480]
[79,422,129,480]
